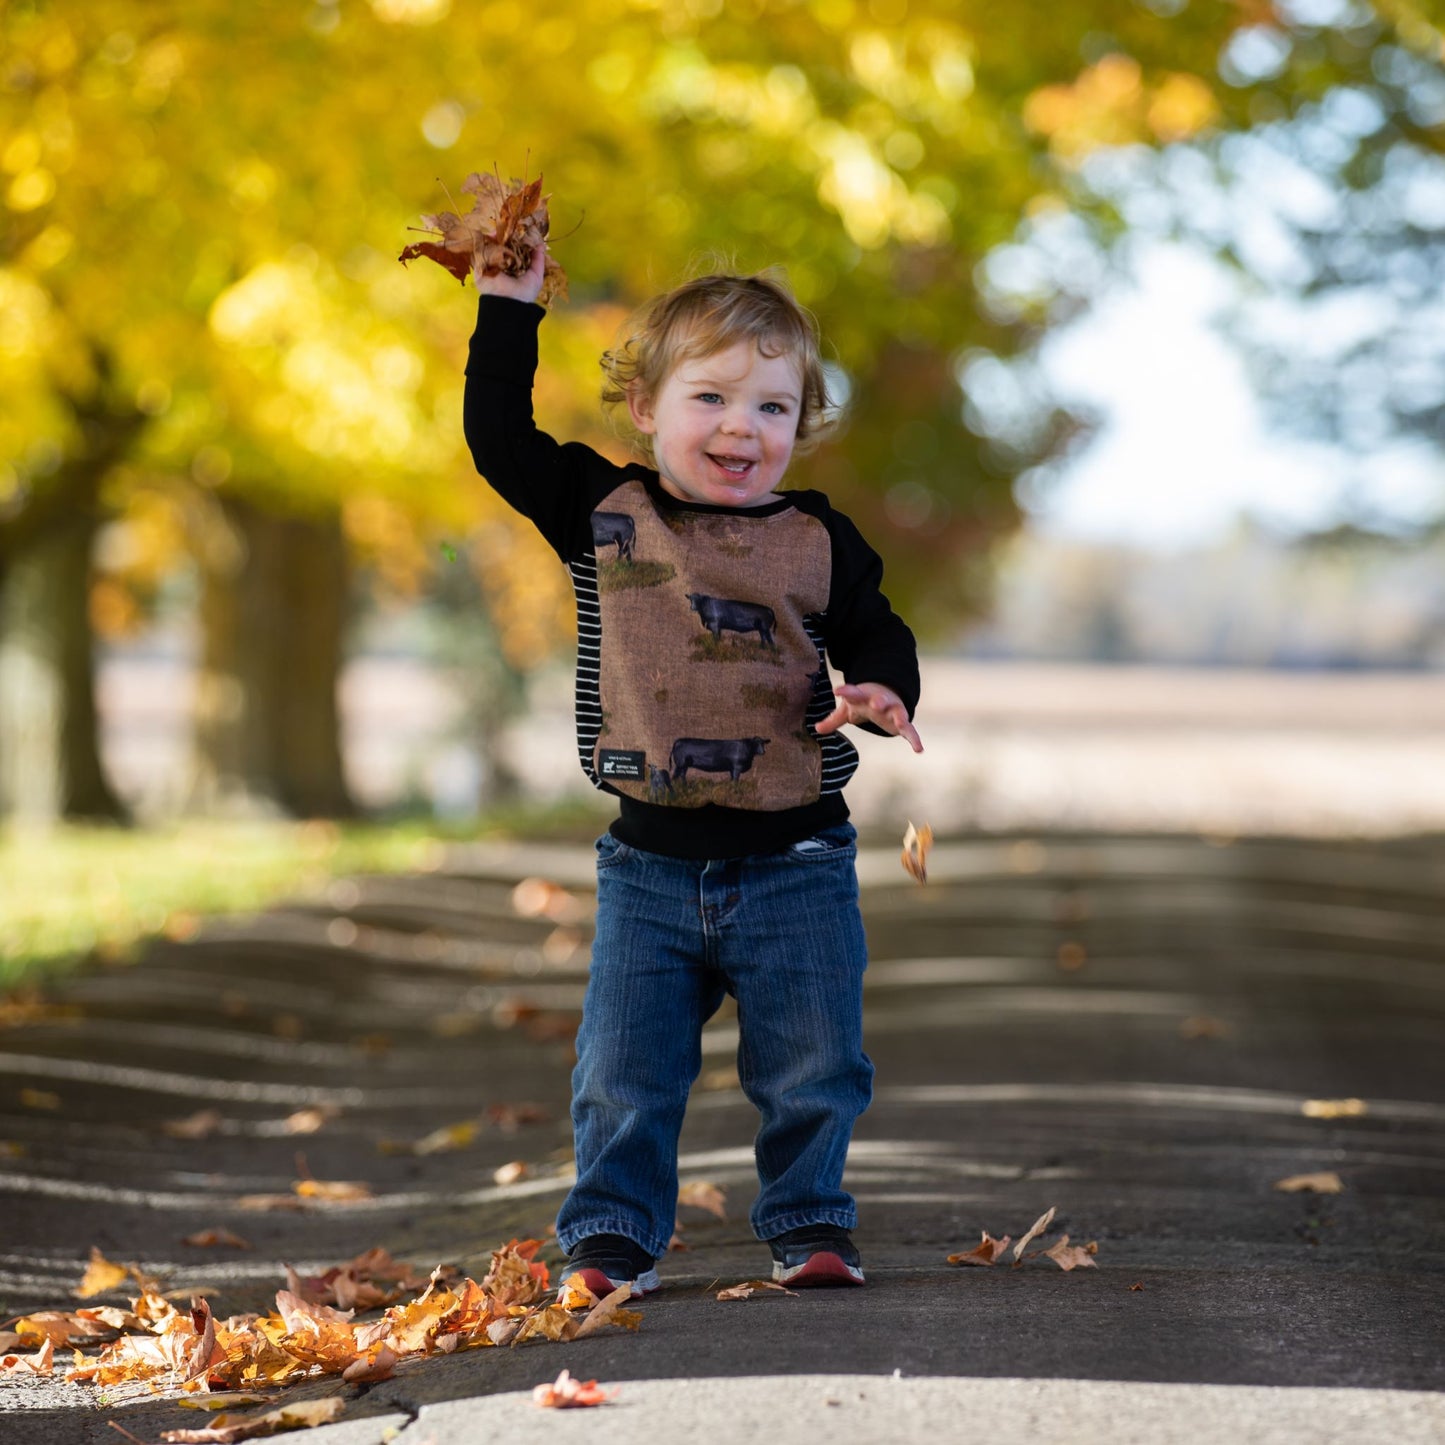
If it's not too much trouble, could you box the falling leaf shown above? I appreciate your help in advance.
[20,1087,61,1110]
[532,1369,615,1409]
[1273,1171,1344,1194]
[485,1102,549,1132]
[164,1109,225,1140]
[293,1178,372,1203]
[182,1229,252,1250]
[399,170,569,304]
[493,1160,529,1185]
[716,1280,797,1300]
[1042,1236,1098,1271]
[75,1248,129,1300]
[900,821,933,884]
[676,1181,727,1219]
[1011,1207,1057,1264]
[1302,1098,1368,1119]
[159,1397,345,1442]
[946,1232,1012,1267]
[408,1120,480,1156]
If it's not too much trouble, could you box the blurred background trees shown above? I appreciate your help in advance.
[2,0,1441,827]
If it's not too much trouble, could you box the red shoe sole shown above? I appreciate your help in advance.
[566,1266,659,1298]
[774,1251,865,1287]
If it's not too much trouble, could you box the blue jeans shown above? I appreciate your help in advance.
[555,823,873,1262]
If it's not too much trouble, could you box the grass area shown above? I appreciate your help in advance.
[0,798,611,988]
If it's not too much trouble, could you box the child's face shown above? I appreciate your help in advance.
[628,339,803,508]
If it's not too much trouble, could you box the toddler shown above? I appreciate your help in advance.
[464,242,922,1293]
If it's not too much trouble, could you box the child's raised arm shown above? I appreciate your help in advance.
[473,238,548,304]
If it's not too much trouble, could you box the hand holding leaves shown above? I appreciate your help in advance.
[814,682,923,753]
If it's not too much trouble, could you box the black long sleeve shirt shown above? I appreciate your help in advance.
[463,294,919,859]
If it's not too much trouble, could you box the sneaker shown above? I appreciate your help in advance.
[767,1224,866,1287]
[558,1233,660,1298]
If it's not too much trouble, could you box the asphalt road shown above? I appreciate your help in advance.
[1,831,1443,1443]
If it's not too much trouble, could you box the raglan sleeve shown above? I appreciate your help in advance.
[462,293,601,561]
[821,505,921,735]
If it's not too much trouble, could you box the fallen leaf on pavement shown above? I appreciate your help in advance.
[21,1087,61,1110]
[1042,1237,1098,1271]
[1,1337,54,1375]
[175,1394,278,1411]
[572,1285,641,1340]
[946,1232,1012,1267]
[1301,1098,1368,1119]
[676,1181,727,1219]
[1273,1171,1344,1193]
[281,1106,337,1135]
[236,1194,307,1213]
[159,1397,345,1442]
[341,1343,397,1383]
[1012,1206,1057,1264]
[292,1179,372,1203]
[485,1102,549,1132]
[75,1248,129,1299]
[532,1369,615,1409]
[163,1109,224,1140]
[901,821,934,884]
[493,1161,530,1185]
[1179,1015,1229,1039]
[716,1280,797,1300]
[183,1230,252,1250]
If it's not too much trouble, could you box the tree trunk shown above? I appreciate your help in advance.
[189,496,355,818]
[0,510,127,826]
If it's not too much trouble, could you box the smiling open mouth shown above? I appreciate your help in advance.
[708,454,756,476]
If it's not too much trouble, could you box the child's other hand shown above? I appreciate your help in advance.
[814,682,923,753]
[473,239,547,303]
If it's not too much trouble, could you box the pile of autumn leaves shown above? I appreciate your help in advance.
[2,1240,636,1439]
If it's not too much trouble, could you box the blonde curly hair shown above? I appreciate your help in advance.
[600,268,833,463]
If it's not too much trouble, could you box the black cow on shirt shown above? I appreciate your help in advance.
[686,593,776,647]
[592,511,635,561]
[669,736,769,783]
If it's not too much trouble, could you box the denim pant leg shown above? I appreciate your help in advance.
[555,835,723,1262]
[715,826,873,1240]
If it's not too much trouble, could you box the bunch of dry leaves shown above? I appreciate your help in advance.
[946,1206,1099,1272]
[1,1240,638,1441]
[399,170,568,303]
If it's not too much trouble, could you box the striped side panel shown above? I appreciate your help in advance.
[803,616,858,795]
[570,555,603,786]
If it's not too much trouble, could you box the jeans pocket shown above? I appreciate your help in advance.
[783,824,857,860]
[594,832,633,869]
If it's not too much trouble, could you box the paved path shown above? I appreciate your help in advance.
[2,832,1443,1443]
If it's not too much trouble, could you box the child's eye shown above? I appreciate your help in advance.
[695,392,722,404]
[761,402,787,415]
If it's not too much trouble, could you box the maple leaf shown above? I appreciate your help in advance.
[159,1397,345,1442]
[716,1280,797,1300]
[341,1343,398,1383]
[1042,1236,1099,1271]
[480,1239,550,1306]
[532,1369,615,1409]
[946,1231,1012,1267]
[399,170,569,304]
[901,821,934,884]
[12,1309,127,1347]
[1011,1206,1057,1264]
[1273,1171,1344,1193]
[75,1247,129,1299]
[677,1181,727,1219]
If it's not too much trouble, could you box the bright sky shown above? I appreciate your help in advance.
[1023,244,1441,549]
